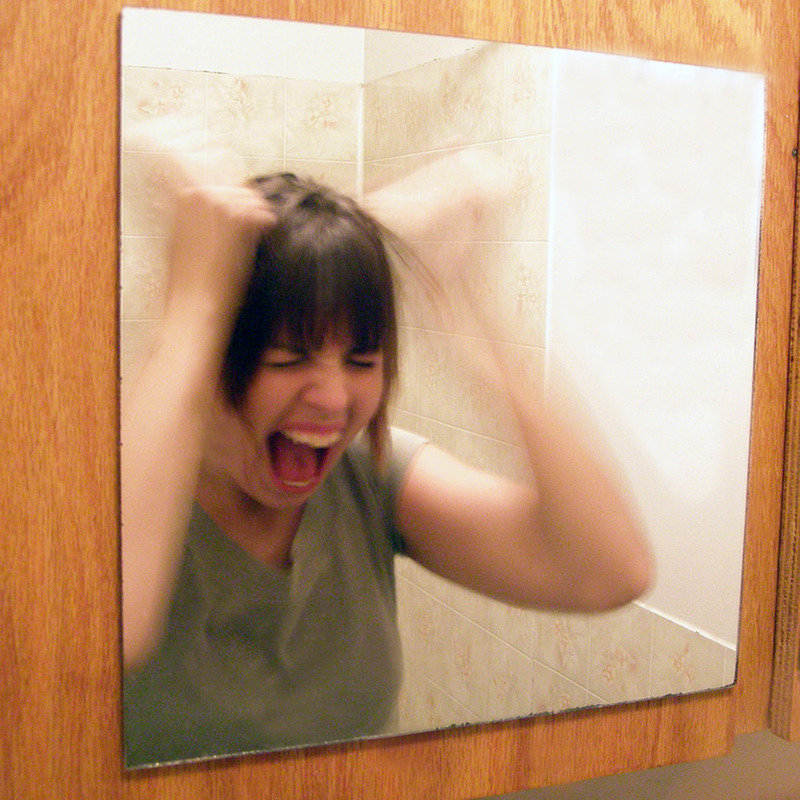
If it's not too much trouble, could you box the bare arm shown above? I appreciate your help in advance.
[121,186,274,667]
[368,152,653,612]
[396,395,653,612]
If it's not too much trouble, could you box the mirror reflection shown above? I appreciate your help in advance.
[120,8,764,768]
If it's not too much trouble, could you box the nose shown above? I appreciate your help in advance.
[301,361,350,415]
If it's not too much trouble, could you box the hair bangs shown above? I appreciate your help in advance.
[222,174,398,417]
[268,212,393,352]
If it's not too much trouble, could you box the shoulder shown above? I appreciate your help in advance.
[341,427,427,495]
[329,428,427,543]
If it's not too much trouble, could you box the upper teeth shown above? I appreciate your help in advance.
[282,430,342,448]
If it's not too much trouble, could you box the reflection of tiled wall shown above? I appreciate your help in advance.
[119,65,361,386]
[120,55,738,739]
[363,42,551,482]
[363,42,553,730]
[395,556,737,732]
[360,43,737,734]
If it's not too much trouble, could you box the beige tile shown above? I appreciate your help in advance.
[120,149,194,238]
[425,60,464,151]
[286,80,360,161]
[119,319,157,391]
[480,633,535,722]
[723,645,738,686]
[426,44,505,148]
[393,262,433,333]
[394,325,422,414]
[447,429,522,477]
[587,604,653,704]
[363,80,414,162]
[503,44,553,138]
[532,661,590,715]
[448,353,514,440]
[484,597,538,659]
[441,582,491,629]
[415,329,457,423]
[456,45,506,146]
[389,409,421,437]
[395,673,476,734]
[495,242,549,347]
[395,72,435,157]
[393,554,415,582]
[435,606,490,714]
[502,135,551,242]
[206,73,285,158]
[121,66,206,133]
[411,416,458,456]
[120,235,168,322]
[650,614,728,696]
[397,580,440,677]
[536,609,591,686]
[366,58,455,159]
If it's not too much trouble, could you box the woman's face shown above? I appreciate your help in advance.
[202,333,385,509]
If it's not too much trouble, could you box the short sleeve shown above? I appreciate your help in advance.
[340,426,426,555]
[383,427,427,553]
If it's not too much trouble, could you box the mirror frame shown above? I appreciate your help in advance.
[3,0,799,796]
[772,135,800,742]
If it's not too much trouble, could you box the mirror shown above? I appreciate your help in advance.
[119,7,765,768]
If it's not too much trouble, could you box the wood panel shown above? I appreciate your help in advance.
[1,0,798,797]
[740,0,800,740]
[771,55,800,742]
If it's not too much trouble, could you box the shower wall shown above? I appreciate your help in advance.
[362,43,558,728]
[119,65,362,386]
[120,41,737,739]
[548,50,761,649]
[360,43,738,733]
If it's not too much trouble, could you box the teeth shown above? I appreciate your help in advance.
[283,479,315,488]
[281,429,342,448]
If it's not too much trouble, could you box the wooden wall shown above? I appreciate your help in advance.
[2,0,799,797]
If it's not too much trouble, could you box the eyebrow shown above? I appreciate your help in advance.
[348,344,382,355]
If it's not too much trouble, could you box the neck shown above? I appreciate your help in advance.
[195,470,303,568]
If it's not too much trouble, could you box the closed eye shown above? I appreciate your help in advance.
[261,347,307,368]
[347,352,382,370]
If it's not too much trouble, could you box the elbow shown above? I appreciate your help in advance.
[582,544,656,613]
[122,612,163,672]
[607,557,654,610]
[123,632,153,673]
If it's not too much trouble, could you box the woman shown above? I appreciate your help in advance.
[121,172,652,766]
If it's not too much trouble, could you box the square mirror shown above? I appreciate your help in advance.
[119,7,764,768]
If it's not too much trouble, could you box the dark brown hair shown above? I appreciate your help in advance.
[222,173,398,462]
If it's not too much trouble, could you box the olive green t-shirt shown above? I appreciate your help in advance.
[123,428,426,768]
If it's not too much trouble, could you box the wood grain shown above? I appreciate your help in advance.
[770,24,800,740]
[735,0,800,737]
[1,0,798,797]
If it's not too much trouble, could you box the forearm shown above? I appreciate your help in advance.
[122,184,275,666]
[121,310,225,666]
[508,378,654,610]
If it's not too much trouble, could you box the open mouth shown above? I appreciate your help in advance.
[267,429,342,492]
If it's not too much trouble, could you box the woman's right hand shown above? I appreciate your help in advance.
[165,185,275,341]
[122,182,275,669]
